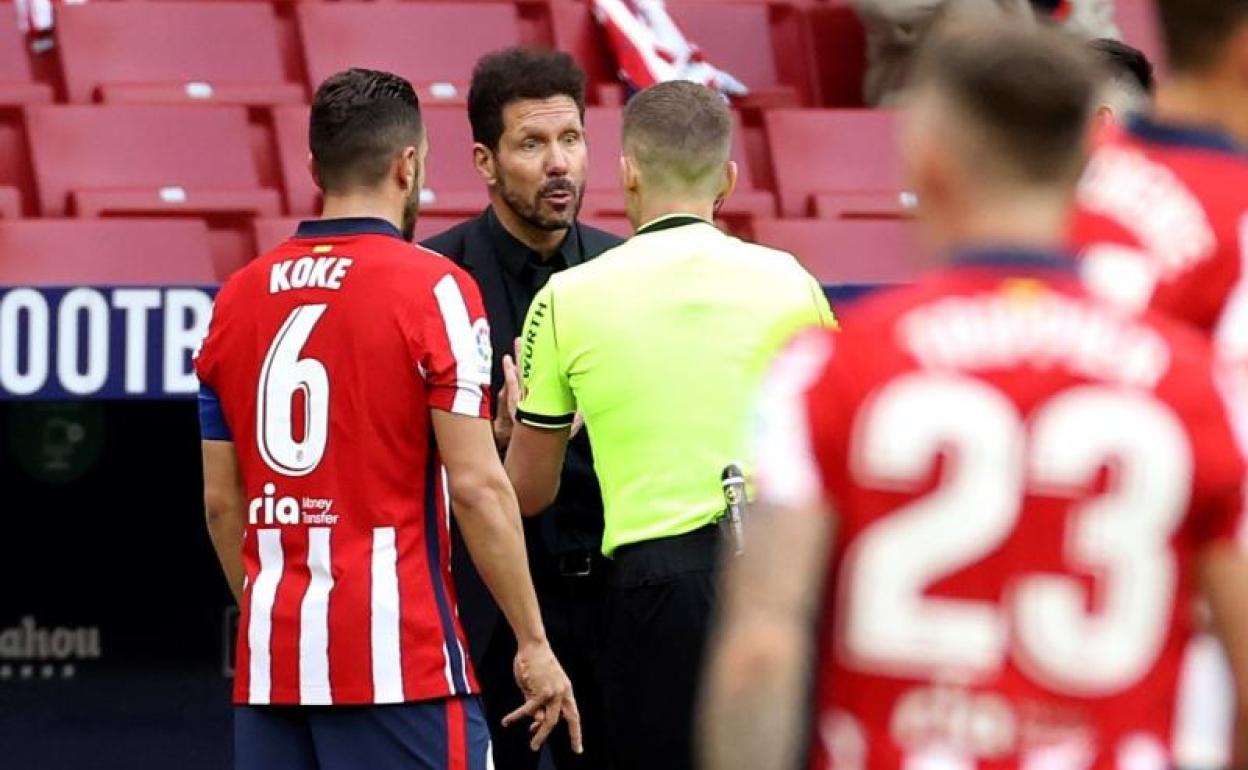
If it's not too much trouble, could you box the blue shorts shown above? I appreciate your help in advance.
[234,696,490,770]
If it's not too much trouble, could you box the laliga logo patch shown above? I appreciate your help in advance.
[473,318,492,376]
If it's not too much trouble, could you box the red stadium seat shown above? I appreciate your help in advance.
[272,105,487,217]
[764,108,903,218]
[271,106,318,216]
[1116,0,1165,73]
[56,2,303,106]
[0,219,216,285]
[581,107,775,219]
[551,0,815,107]
[806,2,868,107]
[296,3,521,106]
[26,105,280,218]
[0,21,52,105]
[0,186,19,219]
[666,1,816,108]
[751,218,920,284]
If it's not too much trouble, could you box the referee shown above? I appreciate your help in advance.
[503,81,835,770]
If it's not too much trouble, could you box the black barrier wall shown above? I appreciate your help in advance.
[0,400,233,770]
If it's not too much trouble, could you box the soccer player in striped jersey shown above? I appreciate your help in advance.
[197,68,580,770]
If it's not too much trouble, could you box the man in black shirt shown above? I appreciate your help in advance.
[422,47,622,770]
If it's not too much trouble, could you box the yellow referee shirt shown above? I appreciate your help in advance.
[515,214,836,556]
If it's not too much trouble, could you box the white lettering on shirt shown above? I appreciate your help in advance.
[269,257,355,294]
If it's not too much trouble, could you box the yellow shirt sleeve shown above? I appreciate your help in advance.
[516,282,577,428]
[811,276,839,330]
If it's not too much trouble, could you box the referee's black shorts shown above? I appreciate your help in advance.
[602,525,722,770]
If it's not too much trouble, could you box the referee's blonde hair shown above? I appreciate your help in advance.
[621,81,732,196]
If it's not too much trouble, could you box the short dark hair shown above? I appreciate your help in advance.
[1158,0,1248,73]
[1090,38,1155,95]
[309,68,423,193]
[468,47,586,150]
[622,81,732,194]
[912,23,1097,186]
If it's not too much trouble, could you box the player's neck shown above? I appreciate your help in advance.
[945,193,1070,257]
[319,194,404,233]
[490,198,566,260]
[1155,77,1248,149]
[631,197,716,231]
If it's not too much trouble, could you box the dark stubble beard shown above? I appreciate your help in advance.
[497,168,582,233]
[401,187,419,242]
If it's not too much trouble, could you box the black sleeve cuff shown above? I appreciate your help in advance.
[516,409,576,429]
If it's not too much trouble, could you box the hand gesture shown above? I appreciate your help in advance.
[492,341,524,450]
[503,641,583,754]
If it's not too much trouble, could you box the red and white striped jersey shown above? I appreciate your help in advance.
[755,249,1248,770]
[196,218,490,706]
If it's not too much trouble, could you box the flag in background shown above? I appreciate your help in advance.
[14,0,55,52]
[592,0,748,99]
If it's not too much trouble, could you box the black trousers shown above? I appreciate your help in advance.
[477,566,612,770]
[601,526,721,770]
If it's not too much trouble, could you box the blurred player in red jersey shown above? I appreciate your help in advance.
[1073,4,1248,766]
[197,68,580,770]
[1073,0,1248,357]
[700,24,1248,770]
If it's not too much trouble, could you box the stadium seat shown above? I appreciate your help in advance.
[273,105,487,217]
[1116,0,1165,73]
[55,2,303,106]
[551,0,815,107]
[296,3,521,106]
[0,187,20,219]
[581,107,775,219]
[751,218,920,284]
[666,1,816,108]
[0,22,52,105]
[0,219,216,285]
[764,109,903,218]
[26,105,280,218]
[806,2,868,107]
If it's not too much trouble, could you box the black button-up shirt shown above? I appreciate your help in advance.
[479,209,602,557]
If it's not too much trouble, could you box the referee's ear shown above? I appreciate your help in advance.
[620,154,640,195]
[715,160,739,210]
[473,142,498,188]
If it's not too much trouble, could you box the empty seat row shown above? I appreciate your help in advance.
[0,216,919,287]
[0,103,902,221]
[0,0,828,109]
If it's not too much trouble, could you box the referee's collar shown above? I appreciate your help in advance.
[294,217,404,240]
[635,214,712,236]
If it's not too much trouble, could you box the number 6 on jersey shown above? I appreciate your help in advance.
[257,304,330,477]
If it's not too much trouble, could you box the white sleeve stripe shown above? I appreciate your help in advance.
[753,334,833,507]
[432,274,486,416]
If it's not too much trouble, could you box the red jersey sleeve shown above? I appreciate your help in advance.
[413,267,493,419]
[753,329,846,509]
[194,277,238,391]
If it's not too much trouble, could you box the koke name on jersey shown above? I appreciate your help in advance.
[270,256,354,294]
